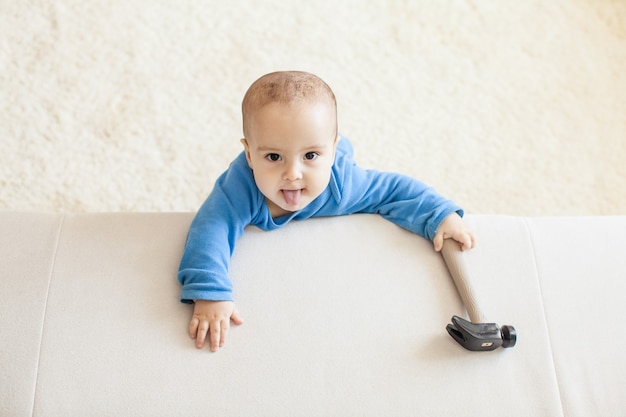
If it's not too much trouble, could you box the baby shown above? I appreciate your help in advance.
[178,71,475,352]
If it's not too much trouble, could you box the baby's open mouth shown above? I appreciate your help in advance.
[282,189,302,206]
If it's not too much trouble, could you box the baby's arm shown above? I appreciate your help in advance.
[178,153,258,351]
[189,300,244,352]
[432,212,475,252]
[331,144,469,245]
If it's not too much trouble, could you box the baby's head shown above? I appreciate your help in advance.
[240,71,340,218]
[242,71,337,139]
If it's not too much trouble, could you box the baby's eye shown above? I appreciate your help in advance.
[304,152,319,161]
[265,153,281,162]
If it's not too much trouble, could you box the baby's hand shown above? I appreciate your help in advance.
[433,212,476,252]
[189,300,244,352]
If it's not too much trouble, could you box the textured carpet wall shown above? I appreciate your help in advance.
[2,1,625,215]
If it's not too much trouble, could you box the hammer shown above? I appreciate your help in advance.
[440,239,517,351]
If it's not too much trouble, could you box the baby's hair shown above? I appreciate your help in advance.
[242,71,337,138]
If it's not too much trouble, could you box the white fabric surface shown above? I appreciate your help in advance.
[0,213,64,417]
[528,216,626,417]
[6,212,626,416]
[2,1,625,215]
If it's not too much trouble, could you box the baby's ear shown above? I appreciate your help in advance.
[240,138,253,168]
[333,134,341,150]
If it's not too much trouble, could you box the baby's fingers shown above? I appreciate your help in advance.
[455,231,476,251]
[209,319,226,352]
[219,320,230,348]
[189,317,210,349]
[433,233,445,252]
[188,317,200,340]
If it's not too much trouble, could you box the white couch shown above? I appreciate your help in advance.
[2,212,625,416]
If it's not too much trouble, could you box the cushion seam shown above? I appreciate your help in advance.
[523,217,566,417]
[30,213,66,417]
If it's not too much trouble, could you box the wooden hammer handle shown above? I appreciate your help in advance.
[441,239,485,323]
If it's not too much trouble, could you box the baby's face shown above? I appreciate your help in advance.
[242,101,338,218]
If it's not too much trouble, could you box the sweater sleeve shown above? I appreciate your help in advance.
[332,139,463,241]
[177,154,259,303]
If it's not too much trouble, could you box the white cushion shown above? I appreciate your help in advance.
[2,212,625,416]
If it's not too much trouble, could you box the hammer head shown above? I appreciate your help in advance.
[446,315,517,351]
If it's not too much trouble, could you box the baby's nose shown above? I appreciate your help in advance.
[283,161,303,181]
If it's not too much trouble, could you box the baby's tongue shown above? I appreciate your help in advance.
[282,189,302,206]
